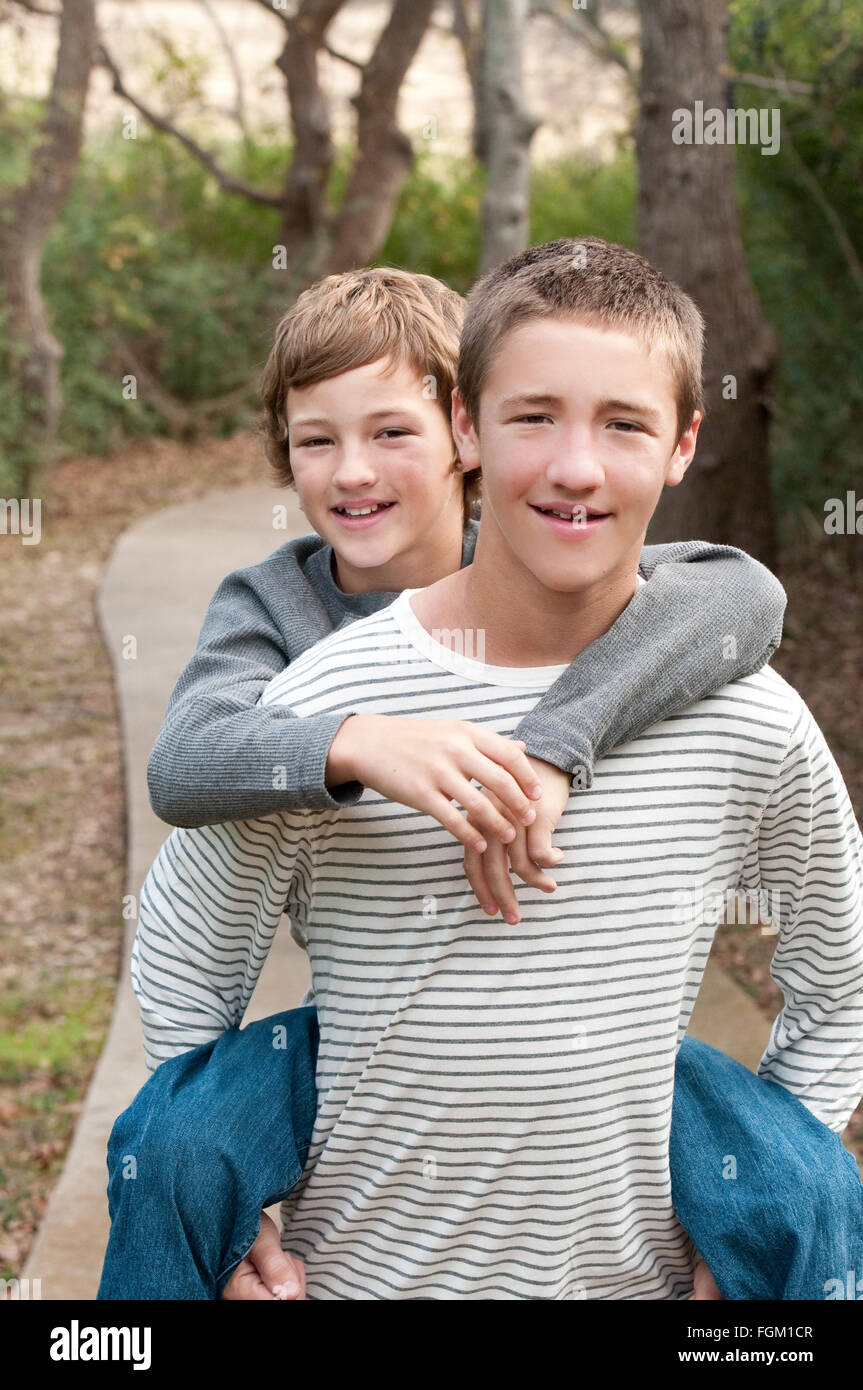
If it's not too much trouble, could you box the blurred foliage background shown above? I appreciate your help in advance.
[0,0,860,548]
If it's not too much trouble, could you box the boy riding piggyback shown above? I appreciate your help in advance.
[99,248,863,1300]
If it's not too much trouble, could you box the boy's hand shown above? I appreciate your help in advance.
[689,1259,723,1300]
[326,715,544,855]
[221,1210,306,1301]
[463,757,569,921]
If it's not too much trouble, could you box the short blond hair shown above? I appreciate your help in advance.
[458,237,705,443]
[260,267,480,525]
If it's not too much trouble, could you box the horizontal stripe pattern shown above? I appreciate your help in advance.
[133,589,863,1300]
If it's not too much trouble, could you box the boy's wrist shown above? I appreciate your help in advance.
[325,714,366,787]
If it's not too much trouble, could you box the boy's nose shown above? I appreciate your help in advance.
[331,446,378,486]
[543,444,605,492]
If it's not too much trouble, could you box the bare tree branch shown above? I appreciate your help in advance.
[275,0,348,257]
[247,0,292,28]
[98,39,284,208]
[531,0,637,83]
[198,0,250,138]
[786,142,863,297]
[452,0,485,159]
[579,0,637,78]
[731,71,813,95]
[108,336,198,437]
[108,336,257,437]
[322,40,364,70]
[324,0,437,273]
[451,0,478,55]
[9,0,61,16]
[770,64,863,300]
[356,0,437,114]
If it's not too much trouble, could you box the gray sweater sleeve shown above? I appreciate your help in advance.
[147,553,366,827]
[513,539,786,788]
[150,531,785,826]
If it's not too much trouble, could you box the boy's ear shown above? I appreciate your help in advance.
[451,388,482,472]
[666,410,703,487]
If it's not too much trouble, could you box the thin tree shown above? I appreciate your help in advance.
[636,0,780,568]
[0,0,97,493]
[478,0,538,272]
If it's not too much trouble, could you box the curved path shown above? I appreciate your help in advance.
[22,485,772,1298]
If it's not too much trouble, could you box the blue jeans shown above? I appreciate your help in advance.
[97,1016,863,1300]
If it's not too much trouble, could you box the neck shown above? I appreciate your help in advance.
[411,526,642,667]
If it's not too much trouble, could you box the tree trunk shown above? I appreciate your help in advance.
[452,0,488,162]
[479,0,537,273]
[322,0,438,275]
[636,0,779,569]
[277,0,348,267]
[0,0,96,494]
[101,0,438,308]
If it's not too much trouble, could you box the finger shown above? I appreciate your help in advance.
[221,1259,251,1300]
[524,817,566,869]
[473,731,545,800]
[223,1260,278,1301]
[507,832,557,893]
[481,840,522,923]
[464,752,540,828]
[691,1260,723,1300]
[439,776,518,847]
[463,845,500,915]
[273,1255,306,1301]
[423,792,489,854]
[251,1218,302,1297]
[247,1275,287,1301]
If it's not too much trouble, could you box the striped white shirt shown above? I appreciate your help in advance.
[133,587,863,1300]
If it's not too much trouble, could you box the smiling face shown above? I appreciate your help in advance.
[451,316,702,596]
[287,356,477,593]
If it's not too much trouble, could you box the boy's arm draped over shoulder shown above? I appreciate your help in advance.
[146,539,365,828]
[738,696,863,1133]
[513,540,786,786]
[131,816,307,1072]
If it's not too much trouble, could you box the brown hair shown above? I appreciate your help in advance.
[260,266,480,525]
[457,237,705,443]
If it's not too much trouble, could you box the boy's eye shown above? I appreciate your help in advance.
[297,437,332,448]
[515,414,551,424]
[608,421,643,433]
[378,428,412,440]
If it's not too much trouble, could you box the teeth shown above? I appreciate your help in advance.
[539,507,602,522]
[337,503,390,516]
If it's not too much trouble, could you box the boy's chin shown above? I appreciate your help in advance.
[515,541,619,585]
[320,526,404,567]
[318,514,397,545]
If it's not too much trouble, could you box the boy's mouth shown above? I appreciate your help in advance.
[529,503,611,531]
[330,500,397,528]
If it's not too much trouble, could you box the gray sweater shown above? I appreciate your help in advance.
[147,518,786,827]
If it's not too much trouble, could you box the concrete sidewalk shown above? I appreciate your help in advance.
[22,485,773,1298]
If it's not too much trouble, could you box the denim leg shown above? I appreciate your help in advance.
[97,1006,320,1300]
[671,1034,863,1300]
